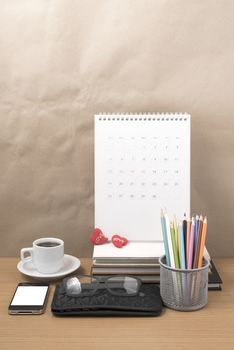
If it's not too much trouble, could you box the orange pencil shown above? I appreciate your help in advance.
[198,217,207,268]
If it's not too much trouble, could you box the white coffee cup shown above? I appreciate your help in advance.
[20,237,64,274]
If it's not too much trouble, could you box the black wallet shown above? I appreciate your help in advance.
[51,282,162,316]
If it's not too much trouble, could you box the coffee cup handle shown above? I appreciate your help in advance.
[20,247,33,262]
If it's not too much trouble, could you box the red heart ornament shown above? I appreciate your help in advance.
[90,228,108,245]
[112,234,128,248]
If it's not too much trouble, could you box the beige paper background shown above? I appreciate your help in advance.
[0,0,233,257]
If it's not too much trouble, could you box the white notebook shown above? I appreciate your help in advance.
[95,113,190,242]
[93,242,165,259]
[93,242,210,261]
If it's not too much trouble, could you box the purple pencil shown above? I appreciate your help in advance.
[188,217,195,269]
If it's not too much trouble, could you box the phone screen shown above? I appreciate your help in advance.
[9,283,50,314]
[11,285,49,306]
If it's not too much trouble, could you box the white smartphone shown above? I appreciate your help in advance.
[8,282,50,315]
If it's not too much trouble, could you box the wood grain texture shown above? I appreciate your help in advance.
[0,258,233,350]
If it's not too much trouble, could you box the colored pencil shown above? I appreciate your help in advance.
[179,222,186,269]
[160,211,208,271]
[160,209,170,266]
[173,216,178,247]
[170,222,180,268]
[194,215,200,248]
[186,219,191,268]
[193,215,203,268]
[183,213,187,264]
[188,217,195,269]
[177,222,181,265]
[164,210,175,268]
[198,217,208,268]
[173,217,180,268]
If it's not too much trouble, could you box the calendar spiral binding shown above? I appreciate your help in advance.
[95,113,190,122]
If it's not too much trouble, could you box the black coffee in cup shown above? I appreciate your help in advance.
[21,237,64,274]
[36,241,61,248]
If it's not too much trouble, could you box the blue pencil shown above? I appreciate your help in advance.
[160,210,170,266]
[194,215,200,255]
[179,222,186,269]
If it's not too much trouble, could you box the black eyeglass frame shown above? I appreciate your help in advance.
[63,274,142,297]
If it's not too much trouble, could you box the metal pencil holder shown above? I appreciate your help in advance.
[159,255,209,311]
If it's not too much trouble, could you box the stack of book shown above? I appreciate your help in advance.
[91,242,163,283]
[92,258,160,283]
[91,242,222,290]
[208,260,223,290]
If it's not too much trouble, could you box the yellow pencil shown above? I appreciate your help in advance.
[173,216,178,247]
[198,217,207,268]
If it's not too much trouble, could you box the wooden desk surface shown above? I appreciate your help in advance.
[0,258,234,350]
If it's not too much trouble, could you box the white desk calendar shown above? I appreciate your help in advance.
[95,113,190,241]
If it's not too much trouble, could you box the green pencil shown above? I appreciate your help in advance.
[170,222,180,268]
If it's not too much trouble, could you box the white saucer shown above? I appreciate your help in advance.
[17,254,81,281]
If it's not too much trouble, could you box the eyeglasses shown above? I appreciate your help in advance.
[63,275,142,297]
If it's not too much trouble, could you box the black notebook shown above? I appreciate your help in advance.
[209,260,223,290]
